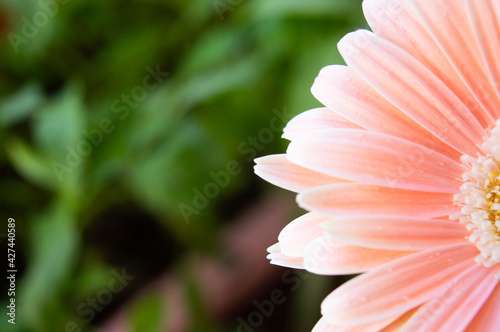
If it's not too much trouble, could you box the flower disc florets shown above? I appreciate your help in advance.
[454,122,500,267]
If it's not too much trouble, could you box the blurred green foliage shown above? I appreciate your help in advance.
[0,0,365,331]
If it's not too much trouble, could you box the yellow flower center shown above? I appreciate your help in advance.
[485,174,500,235]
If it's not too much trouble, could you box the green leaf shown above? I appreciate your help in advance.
[5,137,56,190]
[0,83,45,127]
[18,203,79,329]
[30,84,87,193]
[180,28,242,73]
[33,83,86,162]
[177,54,262,107]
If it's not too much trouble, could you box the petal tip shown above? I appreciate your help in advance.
[267,243,281,254]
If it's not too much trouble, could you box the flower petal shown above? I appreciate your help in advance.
[311,65,460,160]
[321,243,479,325]
[312,315,397,332]
[466,0,500,99]
[312,317,333,332]
[412,0,500,120]
[303,235,413,275]
[324,217,469,250]
[267,245,305,269]
[338,30,487,156]
[465,281,500,332]
[278,212,330,257]
[379,306,422,332]
[286,129,462,193]
[298,183,458,218]
[363,0,497,126]
[254,154,346,193]
[404,265,500,332]
[282,107,361,141]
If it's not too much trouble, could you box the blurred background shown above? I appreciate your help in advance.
[0,0,365,331]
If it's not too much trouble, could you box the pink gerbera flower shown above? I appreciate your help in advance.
[254,0,500,331]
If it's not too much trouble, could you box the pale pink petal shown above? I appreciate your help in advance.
[465,281,500,332]
[303,235,414,275]
[380,306,422,332]
[298,183,458,218]
[404,265,500,332]
[324,217,469,250]
[412,0,500,119]
[282,107,362,141]
[466,0,500,99]
[267,244,305,269]
[286,129,462,193]
[337,30,487,156]
[313,315,398,332]
[311,65,460,160]
[254,154,346,193]
[312,317,334,332]
[312,317,335,332]
[278,212,330,257]
[362,0,496,126]
[321,243,479,325]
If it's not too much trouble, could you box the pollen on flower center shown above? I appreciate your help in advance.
[485,174,500,230]
[453,123,500,268]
